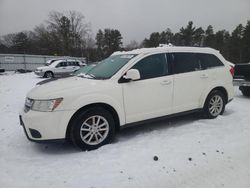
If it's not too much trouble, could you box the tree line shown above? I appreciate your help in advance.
[0,11,249,64]
[143,21,250,64]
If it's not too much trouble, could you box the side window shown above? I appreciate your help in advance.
[171,53,200,74]
[62,62,67,67]
[132,53,168,80]
[56,62,68,67]
[56,62,62,67]
[197,53,224,69]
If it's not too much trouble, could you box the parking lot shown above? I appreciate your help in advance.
[0,72,250,188]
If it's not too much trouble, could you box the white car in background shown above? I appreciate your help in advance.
[21,46,234,150]
[35,59,86,78]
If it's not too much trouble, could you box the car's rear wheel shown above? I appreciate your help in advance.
[203,90,226,119]
[70,107,115,150]
[44,71,54,78]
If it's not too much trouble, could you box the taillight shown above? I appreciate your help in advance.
[230,67,235,77]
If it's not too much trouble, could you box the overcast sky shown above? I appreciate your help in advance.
[0,0,250,44]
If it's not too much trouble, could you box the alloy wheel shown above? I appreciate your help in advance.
[208,95,223,117]
[80,115,109,145]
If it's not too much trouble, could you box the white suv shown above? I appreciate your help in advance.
[20,47,234,150]
[35,59,85,78]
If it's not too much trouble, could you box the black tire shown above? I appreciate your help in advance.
[43,71,54,78]
[240,86,250,97]
[203,90,226,119]
[69,107,116,150]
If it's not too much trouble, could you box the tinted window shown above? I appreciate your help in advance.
[56,62,62,67]
[171,53,200,74]
[132,53,168,80]
[197,53,224,69]
[61,62,68,67]
[68,61,77,66]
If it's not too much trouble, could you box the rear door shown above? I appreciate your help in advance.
[197,53,225,81]
[170,52,209,113]
[65,61,76,73]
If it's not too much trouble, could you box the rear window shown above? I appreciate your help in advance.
[197,53,224,69]
[171,53,200,74]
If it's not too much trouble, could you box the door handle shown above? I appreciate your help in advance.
[200,74,208,78]
[161,80,172,85]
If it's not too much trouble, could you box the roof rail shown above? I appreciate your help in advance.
[159,43,174,47]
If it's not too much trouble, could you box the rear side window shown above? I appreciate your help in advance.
[132,53,168,80]
[171,53,200,74]
[58,62,67,67]
[68,61,78,66]
[197,53,224,69]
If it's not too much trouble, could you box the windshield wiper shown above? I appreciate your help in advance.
[89,74,96,79]
[77,73,95,79]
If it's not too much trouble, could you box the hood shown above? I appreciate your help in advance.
[27,76,111,100]
[37,66,50,70]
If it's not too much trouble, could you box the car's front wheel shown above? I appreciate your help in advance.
[44,71,54,78]
[70,107,115,150]
[203,90,226,119]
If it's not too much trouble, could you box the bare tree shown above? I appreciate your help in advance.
[46,11,91,56]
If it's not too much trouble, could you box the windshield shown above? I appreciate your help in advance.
[45,59,58,66]
[74,64,95,75]
[85,54,136,79]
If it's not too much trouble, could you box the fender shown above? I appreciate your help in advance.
[199,80,228,108]
[68,93,126,126]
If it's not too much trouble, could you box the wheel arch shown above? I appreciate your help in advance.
[202,86,228,108]
[66,103,121,140]
[43,70,54,78]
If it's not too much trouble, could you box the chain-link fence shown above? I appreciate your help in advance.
[0,54,86,71]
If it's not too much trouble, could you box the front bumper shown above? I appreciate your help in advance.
[19,109,75,141]
[34,71,44,77]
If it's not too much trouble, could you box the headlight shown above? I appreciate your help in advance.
[31,98,63,112]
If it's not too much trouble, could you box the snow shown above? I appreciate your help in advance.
[1,72,250,188]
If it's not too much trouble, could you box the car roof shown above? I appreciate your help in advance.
[50,59,81,65]
[112,46,220,56]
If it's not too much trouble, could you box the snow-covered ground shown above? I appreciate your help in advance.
[0,72,250,188]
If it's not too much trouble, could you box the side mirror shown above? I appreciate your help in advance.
[124,69,140,81]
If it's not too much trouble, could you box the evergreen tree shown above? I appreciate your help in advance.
[242,21,250,63]
[160,28,174,45]
[95,29,123,58]
[179,21,204,46]
[229,24,244,63]
[214,30,230,59]
[204,25,216,48]
[143,32,161,47]
[143,29,174,47]
[12,32,30,53]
